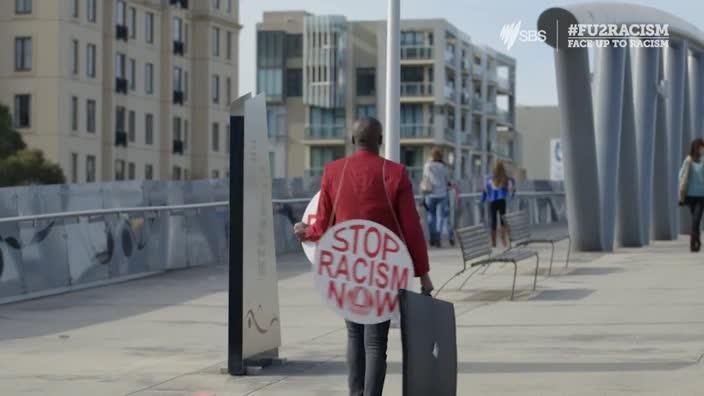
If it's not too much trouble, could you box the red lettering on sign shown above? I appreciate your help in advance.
[349,286,373,316]
[376,290,399,316]
[368,260,376,287]
[328,280,346,308]
[333,226,349,252]
[364,226,381,258]
[336,254,350,281]
[319,250,334,277]
[382,233,400,261]
[376,262,389,289]
[349,224,365,254]
[391,266,409,291]
[353,257,367,284]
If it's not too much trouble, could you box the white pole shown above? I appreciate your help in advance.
[384,0,400,161]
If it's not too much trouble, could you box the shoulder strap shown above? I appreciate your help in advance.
[326,158,349,230]
[382,160,406,245]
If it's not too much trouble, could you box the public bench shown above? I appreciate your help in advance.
[503,211,571,276]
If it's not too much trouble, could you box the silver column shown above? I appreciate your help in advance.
[593,46,626,251]
[383,0,400,161]
[633,46,660,244]
[652,54,671,240]
[690,52,704,138]
[665,41,688,238]
[680,47,693,235]
[617,49,644,246]
[554,47,602,251]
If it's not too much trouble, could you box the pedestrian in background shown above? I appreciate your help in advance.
[482,160,516,248]
[678,138,704,252]
[421,148,454,247]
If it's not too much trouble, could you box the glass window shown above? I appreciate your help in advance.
[145,63,153,94]
[212,75,220,104]
[172,17,183,42]
[227,0,232,13]
[128,110,136,142]
[71,0,79,18]
[71,153,78,183]
[128,162,135,180]
[184,120,189,150]
[400,104,422,124]
[115,106,125,131]
[356,105,377,119]
[72,39,79,75]
[15,0,32,14]
[309,107,345,126]
[145,164,153,180]
[115,53,125,79]
[173,66,182,91]
[115,160,125,181]
[226,31,232,60]
[86,155,96,182]
[172,116,181,140]
[212,27,220,57]
[71,96,79,131]
[286,69,302,97]
[145,113,153,145]
[184,71,189,101]
[356,68,376,96]
[86,99,96,133]
[86,44,96,78]
[15,37,32,71]
[116,0,126,25]
[14,94,31,128]
[145,12,154,44]
[226,77,232,105]
[172,166,181,180]
[257,69,283,100]
[285,34,303,58]
[128,7,137,39]
[128,59,136,90]
[212,123,220,152]
[212,0,220,10]
[87,0,96,23]
[310,147,344,169]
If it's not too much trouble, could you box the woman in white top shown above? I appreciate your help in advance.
[422,148,453,247]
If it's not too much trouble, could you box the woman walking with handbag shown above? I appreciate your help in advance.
[421,148,453,247]
[679,138,704,252]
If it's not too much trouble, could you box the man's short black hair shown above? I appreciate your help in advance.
[353,117,383,146]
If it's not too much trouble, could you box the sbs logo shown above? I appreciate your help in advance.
[500,21,546,50]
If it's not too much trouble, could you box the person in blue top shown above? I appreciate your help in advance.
[482,160,516,247]
[678,138,704,252]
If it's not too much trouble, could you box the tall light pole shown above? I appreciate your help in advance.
[384,0,400,161]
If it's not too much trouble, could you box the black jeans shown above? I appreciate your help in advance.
[489,199,507,231]
[346,320,391,396]
[686,196,704,240]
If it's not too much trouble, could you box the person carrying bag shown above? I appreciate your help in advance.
[679,138,704,252]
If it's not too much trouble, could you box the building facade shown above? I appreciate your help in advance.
[516,105,560,180]
[0,0,240,183]
[257,11,518,183]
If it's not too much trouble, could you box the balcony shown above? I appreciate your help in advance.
[497,109,511,124]
[472,64,483,78]
[115,131,128,147]
[173,41,185,56]
[486,102,497,116]
[116,25,128,41]
[173,90,184,105]
[115,78,128,94]
[472,96,483,112]
[400,45,432,60]
[463,132,478,147]
[305,168,324,178]
[173,140,184,155]
[487,71,498,84]
[444,51,456,67]
[400,124,433,139]
[444,86,456,102]
[304,124,345,140]
[460,91,471,106]
[444,127,456,143]
[492,141,512,158]
[498,76,511,91]
[170,0,188,8]
[406,166,423,184]
[461,59,471,74]
[400,82,433,97]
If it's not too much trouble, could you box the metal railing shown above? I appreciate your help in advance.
[400,45,433,60]
[304,124,346,140]
[473,96,484,112]
[400,124,433,139]
[497,109,511,124]
[498,76,511,91]
[472,64,483,77]
[444,127,456,143]
[400,82,433,97]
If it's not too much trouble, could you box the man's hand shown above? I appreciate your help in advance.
[420,273,434,295]
[293,222,309,241]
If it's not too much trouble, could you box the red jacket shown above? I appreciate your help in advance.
[305,150,430,277]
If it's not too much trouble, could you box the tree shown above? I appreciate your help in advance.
[0,104,65,187]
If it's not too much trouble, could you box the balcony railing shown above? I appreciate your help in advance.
[444,127,456,143]
[462,132,478,147]
[486,102,497,115]
[460,91,471,106]
[497,109,511,124]
[472,64,483,77]
[498,76,511,91]
[400,45,433,60]
[461,59,471,73]
[472,96,483,112]
[401,82,433,97]
[444,86,456,102]
[492,142,512,158]
[305,168,324,178]
[444,51,456,66]
[406,166,423,183]
[400,124,433,139]
[487,71,498,83]
[304,124,345,140]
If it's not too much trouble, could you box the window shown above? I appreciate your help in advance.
[145,113,153,145]
[184,23,189,52]
[227,0,232,13]
[286,69,302,97]
[72,40,79,75]
[116,0,126,25]
[14,94,31,128]
[115,106,126,131]
[257,69,283,100]
[184,71,189,101]
[87,0,96,23]
[310,147,345,170]
[173,66,183,91]
[212,0,220,10]
[15,0,31,14]
[86,155,96,182]
[226,31,232,60]
[356,105,377,119]
[71,153,78,183]
[86,99,96,133]
[115,53,126,79]
[172,166,182,180]
[212,27,220,57]
[128,162,135,180]
[145,63,154,94]
[357,68,376,96]
[145,12,154,44]
[71,96,79,131]
[212,75,220,104]
[184,120,189,150]
[212,123,220,152]
[115,160,125,181]
[269,152,275,179]
[226,77,232,105]
[128,110,136,142]
[145,164,153,180]
[15,37,32,71]
[172,17,183,42]
[286,34,303,58]
[173,116,182,141]
[128,59,136,90]
[129,7,137,39]
[86,44,96,78]
[225,124,230,153]
[71,0,79,18]
[212,170,220,179]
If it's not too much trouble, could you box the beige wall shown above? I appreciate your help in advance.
[516,105,560,180]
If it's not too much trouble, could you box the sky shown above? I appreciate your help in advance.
[238,0,702,106]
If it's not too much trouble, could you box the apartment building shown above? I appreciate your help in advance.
[0,0,239,183]
[257,11,518,182]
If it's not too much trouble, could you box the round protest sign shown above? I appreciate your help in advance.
[301,191,320,264]
[314,219,415,324]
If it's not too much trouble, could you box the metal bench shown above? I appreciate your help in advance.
[436,224,540,300]
[503,211,571,276]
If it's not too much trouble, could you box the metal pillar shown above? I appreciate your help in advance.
[383,0,400,162]
[665,41,688,238]
[690,53,704,138]
[633,46,660,244]
[652,54,671,240]
[617,50,644,246]
[593,46,626,251]
[680,48,693,235]
[554,47,602,251]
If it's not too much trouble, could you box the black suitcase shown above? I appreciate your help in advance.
[399,289,457,396]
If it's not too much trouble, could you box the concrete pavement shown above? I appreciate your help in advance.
[1,238,703,395]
